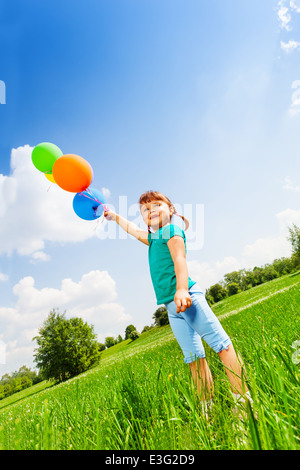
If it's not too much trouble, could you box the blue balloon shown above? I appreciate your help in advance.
[73,188,106,220]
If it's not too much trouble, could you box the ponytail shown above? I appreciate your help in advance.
[173,210,189,231]
[171,205,189,231]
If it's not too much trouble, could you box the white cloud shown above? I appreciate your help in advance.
[0,269,132,374]
[283,176,300,192]
[187,257,241,291]
[278,1,292,30]
[101,187,111,199]
[234,208,299,267]
[188,208,300,291]
[0,145,105,260]
[288,80,300,116]
[280,39,300,52]
[30,251,51,263]
[241,236,290,268]
[290,0,300,13]
[277,0,300,32]
[0,272,8,281]
[276,207,300,230]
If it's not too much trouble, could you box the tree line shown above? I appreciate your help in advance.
[0,365,42,400]
[206,224,300,305]
[99,311,168,351]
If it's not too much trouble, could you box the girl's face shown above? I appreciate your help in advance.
[140,200,174,231]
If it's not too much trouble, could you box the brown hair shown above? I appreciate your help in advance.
[139,190,189,232]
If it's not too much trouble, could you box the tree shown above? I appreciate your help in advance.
[129,330,140,341]
[272,257,293,276]
[261,265,278,282]
[125,324,137,340]
[227,282,241,297]
[205,291,215,306]
[141,325,153,333]
[224,270,243,288]
[14,365,40,385]
[207,283,227,303]
[105,337,116,349]
[153,307,169,327]
[33,309,100,382]
[0,366,39,401]
[288,224,300,258]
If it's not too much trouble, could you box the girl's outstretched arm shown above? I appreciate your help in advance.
[104,210,149,245]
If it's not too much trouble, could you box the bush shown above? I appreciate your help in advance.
[105,337,116,349]
[129,330,140,341]
[207,283,227,303]
[227,282,241,297]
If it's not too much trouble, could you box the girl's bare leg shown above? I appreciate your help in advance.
[218,343,248,395]
[190,357,214,400]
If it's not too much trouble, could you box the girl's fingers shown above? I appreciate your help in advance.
[175,299,182,313]
[181,298,187,312]
[104,211,113,221]
[175,293,192,313]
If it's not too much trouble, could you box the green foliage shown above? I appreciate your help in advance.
[206,253,299,305]
[207,283,227,303]
[105,337,116,349]
[152,307,169,327]
[33,309,100,382]
[129,330,140,341]
[125,324,137,340]
[141,325,154,333]
[227,282,241,297]
[288,223,300,257]
[0,365,41,401]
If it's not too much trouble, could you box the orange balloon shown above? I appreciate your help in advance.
[52,154,93,192]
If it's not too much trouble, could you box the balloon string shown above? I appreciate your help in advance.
[79,188,109,219]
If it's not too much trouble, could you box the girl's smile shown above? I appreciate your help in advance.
[140,201,174,231]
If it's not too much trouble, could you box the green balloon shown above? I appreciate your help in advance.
[31,142,63,173]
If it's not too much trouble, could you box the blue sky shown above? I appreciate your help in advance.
[1,0,300,375]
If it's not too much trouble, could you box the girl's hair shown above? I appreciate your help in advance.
[139,190,189,232]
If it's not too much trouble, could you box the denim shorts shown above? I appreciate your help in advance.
[164,283,232,364]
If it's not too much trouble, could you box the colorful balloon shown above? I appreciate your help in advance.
[52,154,93,192]
[45,173,56,183]
[73,188,106,220]
[31,142,63,173]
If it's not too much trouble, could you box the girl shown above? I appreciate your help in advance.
[104,190,251,418]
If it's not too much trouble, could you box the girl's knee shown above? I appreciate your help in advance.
[217,341,233,356]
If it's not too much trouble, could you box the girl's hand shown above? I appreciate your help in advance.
[104,210,117,221]
[174,289,192,313]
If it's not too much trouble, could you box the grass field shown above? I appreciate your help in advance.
[0,271,299,450]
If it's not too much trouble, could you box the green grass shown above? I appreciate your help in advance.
[0,272,299,450]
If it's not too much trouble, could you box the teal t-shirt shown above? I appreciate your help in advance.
[148,224,196,305]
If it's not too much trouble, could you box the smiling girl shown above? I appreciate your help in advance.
[104,190,251,419]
